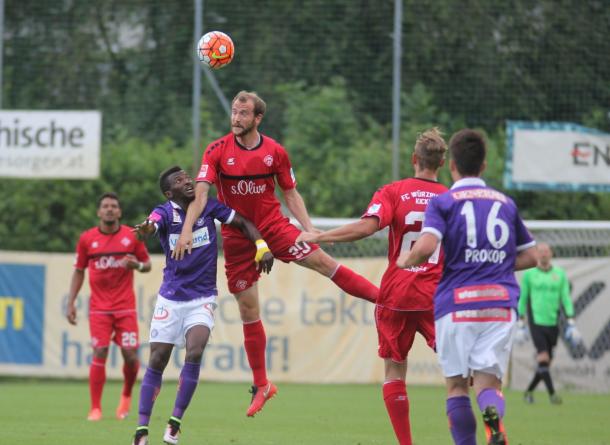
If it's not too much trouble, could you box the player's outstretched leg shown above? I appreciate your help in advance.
[477,389,507,445]
[330,264,379,303]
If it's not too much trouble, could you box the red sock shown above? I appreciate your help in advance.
[89,356,107,410]
[331,264,379,303]
[122,359,140,397]
[243,320,268,387]
[383,380,412,445]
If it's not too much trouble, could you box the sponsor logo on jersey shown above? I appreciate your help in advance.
[367,203,381,214]
[453,284,509,303]
[94,255,125,270]
[120,236,131,247]
[452,307,511,322]
[227,157,235,165]
[263,155,273,166]
[92,241,99,249]
[168,226,210,250]
[230,180,266,195]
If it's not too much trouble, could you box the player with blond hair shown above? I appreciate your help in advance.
[298,128,448,445]
[397,129,538,445]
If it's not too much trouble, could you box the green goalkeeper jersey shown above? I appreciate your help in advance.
[518,265,575,326]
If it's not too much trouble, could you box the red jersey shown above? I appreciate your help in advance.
[196,133,296,237]
[363,178,448,311]
[74,225,150,312]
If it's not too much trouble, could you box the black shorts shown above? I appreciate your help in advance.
[530,324,559,357]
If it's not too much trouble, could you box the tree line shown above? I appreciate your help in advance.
[1,0,609,252]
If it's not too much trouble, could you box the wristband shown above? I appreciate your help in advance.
[254,240,270,262]
[137,262,144,272]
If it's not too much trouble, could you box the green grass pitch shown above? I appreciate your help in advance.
[1,379,608,444]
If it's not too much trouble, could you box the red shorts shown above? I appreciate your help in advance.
[375,306,435,362]
[223,217,320,293]
[89,310,139,349]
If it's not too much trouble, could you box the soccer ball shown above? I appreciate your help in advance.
[197,31,234,69]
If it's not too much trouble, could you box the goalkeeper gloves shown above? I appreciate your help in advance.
[254,239,270,263]
[514,319,529,345]
[564,319,583,348]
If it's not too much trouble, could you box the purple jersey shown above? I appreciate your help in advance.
[422,178,535,320]
[148,198,235,302]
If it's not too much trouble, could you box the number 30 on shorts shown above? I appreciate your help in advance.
[121,332,137,347]
[289,241,312,259]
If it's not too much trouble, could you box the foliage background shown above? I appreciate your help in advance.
[2,0,610,252]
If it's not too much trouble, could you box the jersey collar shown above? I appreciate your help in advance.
[451,177,486,189]
[235,133,263,151]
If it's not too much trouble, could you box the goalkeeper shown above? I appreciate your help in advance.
[517,242,577,405]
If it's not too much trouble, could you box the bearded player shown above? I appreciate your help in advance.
[173,90,380,417]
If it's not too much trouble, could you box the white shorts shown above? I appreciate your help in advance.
[149,295,217,347]
[435,308,517,379]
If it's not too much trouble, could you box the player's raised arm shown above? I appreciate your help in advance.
[172,181,211,260]
[282,187,315,232]
[296,217,379,244]
[229,212,274,274]
[396,232,439,268]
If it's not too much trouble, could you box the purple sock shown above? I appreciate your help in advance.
[138,367,163,426]
[446,396,477,445]
[172,362,201,419]
[477,388,505,417]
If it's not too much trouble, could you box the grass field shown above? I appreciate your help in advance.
[1,379,608,445]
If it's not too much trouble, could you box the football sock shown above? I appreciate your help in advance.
[89,356,107,410]
[243,320,268,387]
[172,362,201,419]
[138,367,163,426]
[330,264,379,303]
[476,388,505,418]
[122,359,140,397]
[382,380,412,445]
[526,368,542,392]
[537,361,556,395]
[446,396,477,445]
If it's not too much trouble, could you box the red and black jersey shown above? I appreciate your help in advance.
[196,133,296,237]
[74,225,149,312]
[363,178,448,311]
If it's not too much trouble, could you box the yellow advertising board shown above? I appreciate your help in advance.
[0,251,443,384]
